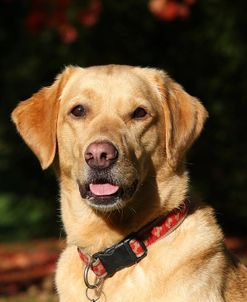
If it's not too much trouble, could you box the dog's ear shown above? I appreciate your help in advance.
[162,77,208,168]
[134,67,208,169]
[11,66,75,170]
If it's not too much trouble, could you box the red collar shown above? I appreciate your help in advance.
[78,200,189,281]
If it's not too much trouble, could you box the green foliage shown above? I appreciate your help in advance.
[0,0,246,240]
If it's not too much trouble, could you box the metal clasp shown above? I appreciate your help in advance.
[85,287,101,302]
[84,263,104,301]
[84,263,104,289]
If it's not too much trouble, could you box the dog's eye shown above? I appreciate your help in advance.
[70,105,86,118]
[132,107,148,119]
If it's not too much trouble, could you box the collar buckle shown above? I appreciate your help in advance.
[92,236,147,277]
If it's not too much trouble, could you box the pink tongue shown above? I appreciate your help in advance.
[89,183,119,196]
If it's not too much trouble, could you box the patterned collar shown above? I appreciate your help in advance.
[78,200,189,288]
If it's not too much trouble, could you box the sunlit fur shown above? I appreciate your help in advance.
[12,65,247,301]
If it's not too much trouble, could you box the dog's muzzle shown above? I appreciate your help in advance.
[79,140,138,211]
[78,170,138,211]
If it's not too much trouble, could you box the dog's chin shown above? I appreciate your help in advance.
[78,180,138,212]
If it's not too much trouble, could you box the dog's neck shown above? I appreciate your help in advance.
[60,169,189,255]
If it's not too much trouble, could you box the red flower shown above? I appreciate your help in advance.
[59,23,78,44]
[149,0,196,21]
[78,0,102,27]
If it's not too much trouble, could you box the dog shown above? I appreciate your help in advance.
[12,65,247,301]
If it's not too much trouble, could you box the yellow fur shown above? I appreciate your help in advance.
[12,65,247,301]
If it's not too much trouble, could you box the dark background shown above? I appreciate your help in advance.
[0,0,246,241]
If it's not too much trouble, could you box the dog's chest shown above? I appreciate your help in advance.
[57,244,197,302]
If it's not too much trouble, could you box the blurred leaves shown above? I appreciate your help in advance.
[0,0,247,239]
[0,240,61,296]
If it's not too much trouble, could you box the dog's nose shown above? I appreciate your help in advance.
[85,141,118,169]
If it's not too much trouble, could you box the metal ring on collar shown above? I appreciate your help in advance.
[85,287,101,302]
[84,264,104,289]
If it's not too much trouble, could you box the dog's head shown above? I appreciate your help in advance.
[12,65,207,213]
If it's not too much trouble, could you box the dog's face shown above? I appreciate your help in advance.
[11,65,207,213]
[56,66,168,212]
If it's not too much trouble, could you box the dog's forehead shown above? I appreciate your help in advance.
[61,66,157,102]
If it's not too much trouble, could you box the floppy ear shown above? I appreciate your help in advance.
[162,76,208,169]
[134,67,208,169]
[11,66,74,170]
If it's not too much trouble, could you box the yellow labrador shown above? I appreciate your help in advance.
[12,65,247,302]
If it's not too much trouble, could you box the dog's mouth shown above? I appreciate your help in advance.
[89,183,120,196]
[78,178,138,211]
